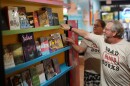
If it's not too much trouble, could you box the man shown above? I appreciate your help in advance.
[61,20,130,86]
[66,19,105,86]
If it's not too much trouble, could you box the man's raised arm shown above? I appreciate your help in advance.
[60,24,90,40]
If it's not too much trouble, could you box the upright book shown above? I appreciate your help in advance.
[17,6,30,29]
[18,32,38,62]
[3,45,15,69]
[52,13,59,26]
[8,43,25,65]
[4,6,20,30]
[21,69,33,86]
[42,58,56,80]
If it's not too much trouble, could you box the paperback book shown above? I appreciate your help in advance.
[39,37,50,55]
[21,69,33,86]
[3,45,15,69]
[8,43,25,65]
[43,58,56,80]
[18,32,38,62]
[52,13,59,26]
[51,58,61,75]
[36,63,46,83]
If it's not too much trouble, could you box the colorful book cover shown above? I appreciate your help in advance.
[26,12,35,28]
[61,33,67,46]
[18,6,30,29]
[8,43,25,65]
[37,10,49,27]
[3,45,15,69]
[33,11,39,28]
[42,58,56,80]
[35,40,42,57]
[50,33,64,49]
[36,63,46,83]
[68,20,80,86]
[18,32,38,62]
[5,6,20,30]
[10,73,23,86]
[52,13,59,25]
[42,7,53,26]
[39,37,50,55]
[29,66,40,86]
[51,58,61,75]
[21,69,33,86]
[48,36,57,52]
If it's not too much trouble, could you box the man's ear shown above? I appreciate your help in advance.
[112,31,117,37]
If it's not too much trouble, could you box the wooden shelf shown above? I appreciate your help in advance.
[5,46,71,74]
[40,63,72,86]
[2,26,60,36]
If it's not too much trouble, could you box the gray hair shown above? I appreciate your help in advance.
[110,20,124,38]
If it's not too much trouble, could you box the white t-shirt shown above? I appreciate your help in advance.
[80,39,100,60]
[88,33,130,86]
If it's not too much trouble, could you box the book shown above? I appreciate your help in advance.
[18,6,30,29]
[37,10,49,27]
[21,69,33,86]
[52,13,59,25]
[33,11,39,28]
[8,43,25,65]
[29,66,40,86]
[4,6,20,30]
[26,12,35,28]
[3,45,15,69]
[42,7,53,26]
[51,58,61,75]
[35,40,42,57]
[48,36,57,52]
[50,33,64,49]
[36,63,46,83]
[10,73,23,86]
[61,33,67,46]
[43,58,56,80]
[39,37,50,55]
[18,32,38,62]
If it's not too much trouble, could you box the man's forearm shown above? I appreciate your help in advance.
[71,43,85,53]
[71,28,90,39]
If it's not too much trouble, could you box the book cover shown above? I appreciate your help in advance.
[43,58,56,80]
[52,13,59,26]
[33,11,39,28]
[4,6,20,30]
[48,36,57,52]
[18,6,30,29]
[36,63,46,83]
[35,40,42,57]
[29,66,40,86]
[39,37,50,55]
[3,45,15,69]
[26,12,35,28]
[42,7,53,26]
[21,69,33,86]
[10,73,23,86]
[51,58,61,75]
[50,33,64,49]
[18,32,38,62]
[8,43,25,65]
[61,33,67,46]
[37,10,49,27]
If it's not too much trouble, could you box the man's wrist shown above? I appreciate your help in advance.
[69,26,73,31]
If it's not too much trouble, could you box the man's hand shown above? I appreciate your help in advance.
[60,24,70,31]
[66,37,75,45]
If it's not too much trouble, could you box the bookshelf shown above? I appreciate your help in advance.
[0,0,72,85]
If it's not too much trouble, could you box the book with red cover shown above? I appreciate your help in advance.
[33,11,39,28]
[68,20,80,86]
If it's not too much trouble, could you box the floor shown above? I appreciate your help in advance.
[79,56,85,86]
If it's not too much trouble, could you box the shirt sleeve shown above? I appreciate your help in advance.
[127,53,130,68]
[79,39,88,49]
[87,33,104,48]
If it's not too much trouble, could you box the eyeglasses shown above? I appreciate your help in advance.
[94,24,101,27]
[104,28,112,32]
